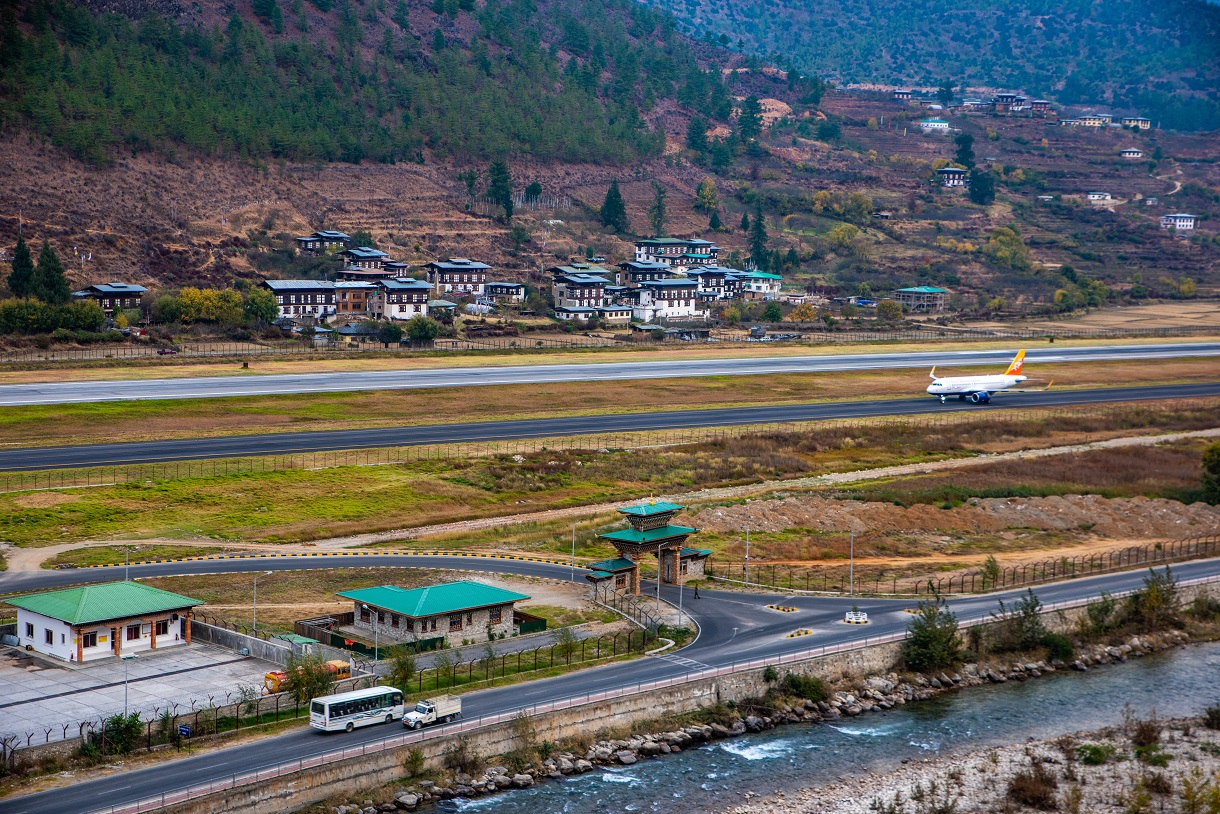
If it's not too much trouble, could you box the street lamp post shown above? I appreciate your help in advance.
[571,524,576,583]
[849,529,855,596]
[361,604,380,666]
[252,571,272,635]
[656,543,663,619]
[122,654,136,716]
[744,529,750,586]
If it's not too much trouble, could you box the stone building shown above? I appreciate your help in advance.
[338,581,530,647]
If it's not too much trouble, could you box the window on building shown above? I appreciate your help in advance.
[465,613,473,625]
[82,630,98,648]
[127,624,140,641]
[45,628,53,645]
[430,618,438,632]
[25,622,33,638]
[359,607,370,623]
[489,607,502,625]
[155,620,169,636]
[615,574,627,590]
[449,614,463,632]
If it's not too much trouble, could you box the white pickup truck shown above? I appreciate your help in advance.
[403,695,462,729]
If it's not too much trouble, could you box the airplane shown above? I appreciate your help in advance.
[926,349,1050,404]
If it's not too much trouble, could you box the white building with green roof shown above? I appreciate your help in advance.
[9,581,201,663]
[337,580,530,647]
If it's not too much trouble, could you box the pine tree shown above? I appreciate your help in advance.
[31,240,71,305]
[647,181,667,237]
[740,212,750,232]
[487,159,513,220]
[708,210,722,230]
[954,132,976,169]
[6,235,34,298]
[600,179,629,232]
[749,205,768,270]
[737,95,763,142]
[686,115,708,152]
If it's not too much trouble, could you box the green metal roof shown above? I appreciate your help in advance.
[585,558,637,573]
[7,581,201,625]
[897,286,949,293]
[680,547,713,557]
[337,581,529,618]
[599,525,697,544]
[619,501,685,517]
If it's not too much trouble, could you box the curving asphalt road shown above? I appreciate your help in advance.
[4,553,1220,814]
[4,381,1220,472]
[1,342,1218,407]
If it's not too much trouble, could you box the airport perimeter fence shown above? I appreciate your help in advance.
[2,323,1217,363]
[5,397,1219,494]
[707,533,1220,597]
[75,571,1220,814]
[0,628,656,756]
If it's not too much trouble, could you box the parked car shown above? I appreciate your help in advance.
[157,347,178,355]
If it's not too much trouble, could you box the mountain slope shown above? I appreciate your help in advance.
[650,0,1220,130]
[0,0,735,164]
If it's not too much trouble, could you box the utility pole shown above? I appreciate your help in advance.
[744,529,750,586]
[656,543,663,618]
[571,524,576,583]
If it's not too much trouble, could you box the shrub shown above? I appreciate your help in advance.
[1125,567,1180,632]
[902,598,962,671]
[762,665,779,683]
[1075,743,1117,765]
[1006,761,1059,810]
[403,747,425,777]
[781,672,828,702]
[1043,632,1075,662]
[445,736,484,774]
[990,589,1048,653]
[1203,706,1220,731]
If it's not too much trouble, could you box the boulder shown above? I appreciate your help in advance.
[574,759,594,773]
[511,774,534,788]
[744,716,764,733]
[616,750,638,766]
[393,793,419,810]
[864,677,895,694]
[729,721,747,735]
[558,757,574,774]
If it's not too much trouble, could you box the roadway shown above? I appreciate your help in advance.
[4,553,1220,814]
[4,381,1220,471]
[1,342,1218,406]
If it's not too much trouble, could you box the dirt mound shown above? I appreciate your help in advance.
[693,494,1220,540]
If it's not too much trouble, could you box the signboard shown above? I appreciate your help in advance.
[177,725,192,738]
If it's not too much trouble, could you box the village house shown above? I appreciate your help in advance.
[338,247,390,269]
[1030,100,1053,116]
[1078,113,1112,127]
[336,265,397,282]
[596,304,633,324]
[71,283,147,315]
[482,282,526,305]
[1058,118,1081,127]
[335,281,376,316]
[630,278,705,323]
[919,118,950,133]
[894,285,950,312]
[687,266,729,300]
[264,279,336,319]
[618,260,675,287]
[893,89,914,101]
[294,230,351,254]
[1160,213,1197,232]
[727,270,783,301]
[634,238,720,268]
[1120,148,1144,159]
[937,167,968,187]
[554,305,597,322]
[371,278,432,321]
[552,267,612,308]
[334,321,379,344]
[9,582,200,663]
[1086,191,1113,203]
[339,581,531,648]
[426,258,491,297]
[1122,117,1152,130]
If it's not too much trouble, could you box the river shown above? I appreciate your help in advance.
[436,641,1220,813]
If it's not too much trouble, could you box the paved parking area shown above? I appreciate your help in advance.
[0,644,277,745]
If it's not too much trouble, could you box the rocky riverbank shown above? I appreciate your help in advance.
[723,712,1220,814]
[317,630,1196,814]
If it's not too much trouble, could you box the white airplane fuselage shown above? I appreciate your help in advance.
[927,374,1027,401]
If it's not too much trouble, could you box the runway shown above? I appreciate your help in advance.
[1,342,1217,406]
[2,381,1218,471]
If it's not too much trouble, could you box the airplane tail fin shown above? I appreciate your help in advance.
[929,366,937,379]
[1004,349,1027,376]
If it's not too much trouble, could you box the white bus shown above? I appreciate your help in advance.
[310,686,405,733]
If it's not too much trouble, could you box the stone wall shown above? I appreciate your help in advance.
[189,620,294,666]
[353,604,515,648]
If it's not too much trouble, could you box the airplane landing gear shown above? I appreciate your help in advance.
[938,395,946,404]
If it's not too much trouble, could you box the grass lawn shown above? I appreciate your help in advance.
[2,357,1218,448]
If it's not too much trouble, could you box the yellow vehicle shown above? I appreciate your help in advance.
[263,659,352,694]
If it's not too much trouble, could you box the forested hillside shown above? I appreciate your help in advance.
[653,0,1220,131]
[0,0,736,164]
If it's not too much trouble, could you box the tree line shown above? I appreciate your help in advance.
[0,0,733,164]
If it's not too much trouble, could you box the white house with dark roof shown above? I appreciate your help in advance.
[71,283,148,315]
[633,278,705,322]
[263,279,336,319]
[725,270,783,301]
[618,260,675,287]
[634,238,719,268]
[339,247,390,269]
[1120,148,1144,159]
[1122,117,1152,130]
[937,167,968,187]
[551,266,612,308]
[371,278,432,320]
[482,282,525,305]
[9,581,200,663]
[1160,213,1197,232]
[426,259,491,297]
[919,118,950,133]
[295,230,351,253]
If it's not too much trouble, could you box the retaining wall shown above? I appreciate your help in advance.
[190,621,294,666]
